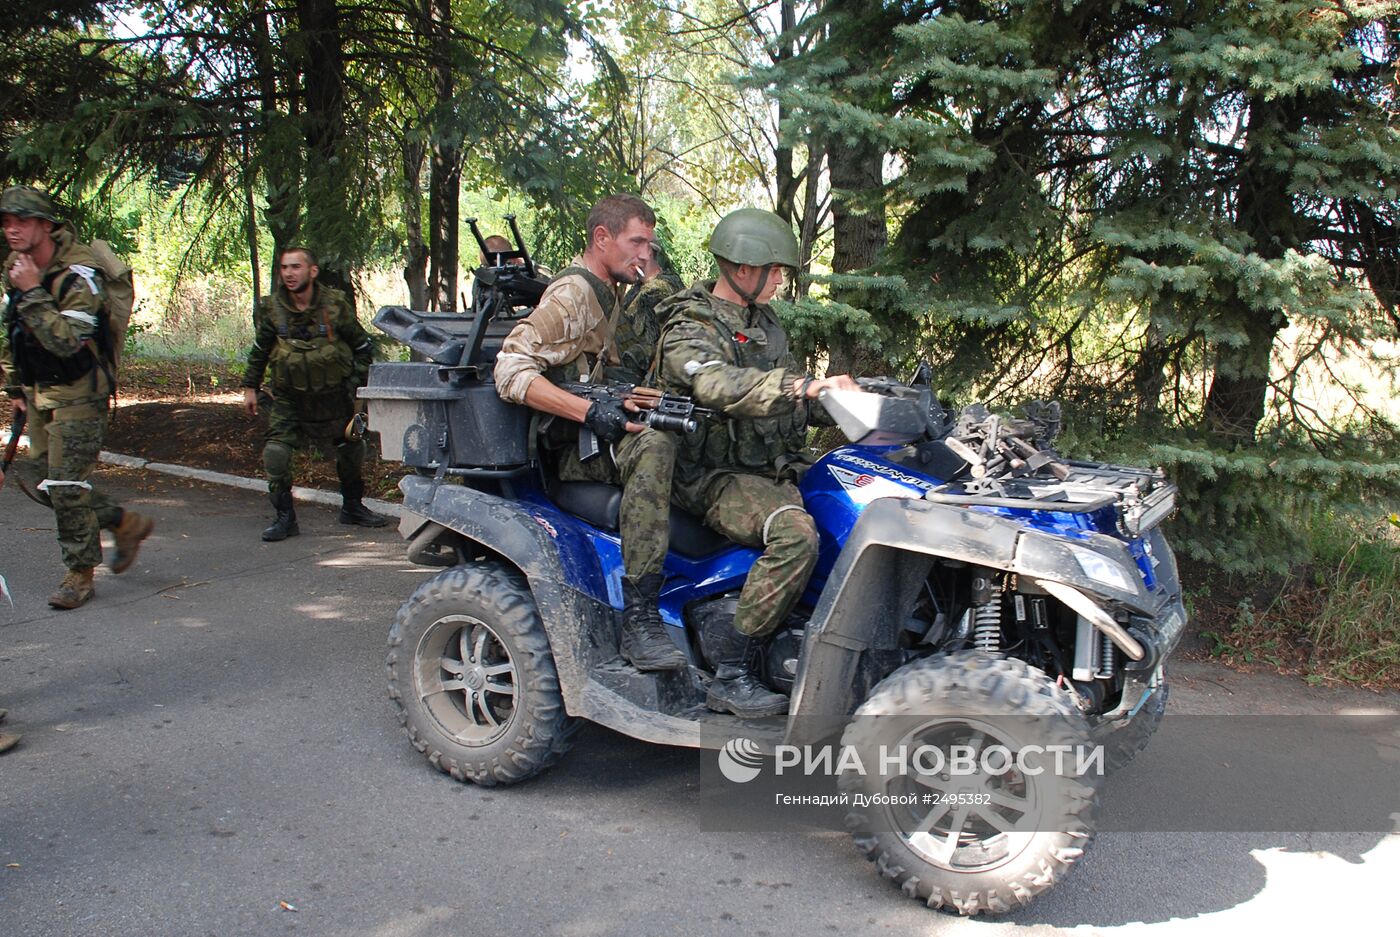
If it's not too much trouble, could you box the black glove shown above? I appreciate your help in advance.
[583,400,630,445]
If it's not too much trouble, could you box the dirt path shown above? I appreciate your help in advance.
[86,359,400,499]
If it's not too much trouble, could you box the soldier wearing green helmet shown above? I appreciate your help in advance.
[2,184,155,611]
[656,208,858,718]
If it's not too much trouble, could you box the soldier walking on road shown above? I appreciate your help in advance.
[240,246,386,541]
[1,185,155,610]
[657,209,857,717]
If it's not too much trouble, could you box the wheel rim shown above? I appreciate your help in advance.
[884,718,1040,873]
[413,613,519,746]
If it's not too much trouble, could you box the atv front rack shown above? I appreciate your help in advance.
[925,460,1178,537]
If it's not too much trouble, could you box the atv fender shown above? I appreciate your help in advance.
[786,496,1175,746]
[398,475,741,749]
[398,474,613,722]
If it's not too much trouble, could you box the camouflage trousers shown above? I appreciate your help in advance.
[262,392,364,495]
[557,428,676,579]
[677,472,819,638]
[11,402,125,571]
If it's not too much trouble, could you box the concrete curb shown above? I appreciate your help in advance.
[7,433,402,518]
[98,448,405,519]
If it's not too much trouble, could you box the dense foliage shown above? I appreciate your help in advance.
[765,0,1400,568]
[3,0,1398,573]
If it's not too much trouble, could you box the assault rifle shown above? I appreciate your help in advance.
[559,381,712,463]
[0,406,26,491]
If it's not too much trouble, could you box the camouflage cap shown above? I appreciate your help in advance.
[0,185,61,223]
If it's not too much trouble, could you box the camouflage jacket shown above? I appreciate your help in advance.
[657,281,828,487]
[2,223,112,410]
[493,258,624,404]
[602,270,684,385]
[242,282,372,396]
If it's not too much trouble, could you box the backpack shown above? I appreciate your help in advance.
[86,239,134,368]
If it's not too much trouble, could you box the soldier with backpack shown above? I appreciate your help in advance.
[1,185,155,610]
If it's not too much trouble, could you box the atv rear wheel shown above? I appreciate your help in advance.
[387,563,578,786]
[840,652,1100,916]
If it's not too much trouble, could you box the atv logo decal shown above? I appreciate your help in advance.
[531,515,558,538]
[836,453,938,492]
[718,737,765,783]
[829,464,924,506]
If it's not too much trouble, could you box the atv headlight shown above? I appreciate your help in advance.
[1070,546,1138,593]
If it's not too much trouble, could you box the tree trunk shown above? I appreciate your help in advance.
[825,133,887,377]
[1131,300,1171,422]
[243,138,262,309]
[295,0,353,301]
[252,0,299,295]
[1203,319,1278,440]
[772,0,798,225]
[1203,95,1300,442]
[402,135,429,309]
[795,144,824,294]
[426,0,461,311]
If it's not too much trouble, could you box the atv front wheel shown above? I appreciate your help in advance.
[840,652,1100,916]
[1092,668,1168,774]
[387,563,578,786]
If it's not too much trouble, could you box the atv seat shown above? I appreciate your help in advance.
[552,481,733,558]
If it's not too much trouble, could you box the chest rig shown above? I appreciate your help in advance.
[266,297,353,394]
[685,300,809,477]
[4,266,106,389]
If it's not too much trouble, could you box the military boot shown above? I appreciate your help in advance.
[619,574,687,671]
[0,731,19,755]
[338,480,388,528]
[109,510,155,574]
[262,491,300,542]
[48,568,95,610]
[699,616,788,718]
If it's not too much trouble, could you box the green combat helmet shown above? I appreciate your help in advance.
[0,185,61,223]
[708,208,800,268]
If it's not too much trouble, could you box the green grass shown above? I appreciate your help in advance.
[1302,512,1400,684]
[1194,510,1400,687]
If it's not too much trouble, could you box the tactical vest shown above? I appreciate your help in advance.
[681,300,810,476]
[265,294,354,394]
[4,265,108,388]
[540,265,618,386]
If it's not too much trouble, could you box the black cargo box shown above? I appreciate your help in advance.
[359,306,530,470]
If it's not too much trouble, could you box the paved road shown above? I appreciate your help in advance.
[1,469,1395,936]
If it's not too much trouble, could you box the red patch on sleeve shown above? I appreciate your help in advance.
[733,331,749,343]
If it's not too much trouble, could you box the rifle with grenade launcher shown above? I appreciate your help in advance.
[559,380,712,463]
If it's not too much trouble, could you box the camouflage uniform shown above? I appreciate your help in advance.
[495,259,676,580]
[241,282,374,495]
[657,281,831,638]
[603,270,684,385]
[3,223,129,573]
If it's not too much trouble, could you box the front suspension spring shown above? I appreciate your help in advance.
[1095,632,1118,679]
[972,601,1002,652]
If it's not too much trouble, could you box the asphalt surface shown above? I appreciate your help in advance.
[1,468,1396,936]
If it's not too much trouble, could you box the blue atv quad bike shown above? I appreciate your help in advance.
[361,277,1184,916]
